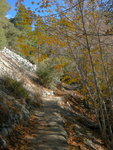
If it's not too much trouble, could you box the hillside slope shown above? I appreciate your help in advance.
[0,48,108,150]
[0,48,53,149]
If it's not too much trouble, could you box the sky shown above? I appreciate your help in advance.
[6,0,64,19]
[6,0,17,18]
[6,0,41,18]
[6,0,55,19]
[6,0,108,19]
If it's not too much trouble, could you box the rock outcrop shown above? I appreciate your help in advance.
[0,47,37,72]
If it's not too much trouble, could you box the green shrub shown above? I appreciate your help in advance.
[36,59,63,88]
[1,77,28,99]
[0,27,7,49]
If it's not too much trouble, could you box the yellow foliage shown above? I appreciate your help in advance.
[61,75,70,81]
[93,12,99,19]
[37,54,48,62]
[66,78,79,85]
[24,26,32,30]
[54,64,66,70]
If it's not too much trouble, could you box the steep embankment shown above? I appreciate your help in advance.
[0,47,50,96]
[0,48,54,149]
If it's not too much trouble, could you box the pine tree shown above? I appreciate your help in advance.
[0,0,10,49]
[0,27,7,49]
[0,0,21,50]
[0,0,10,18]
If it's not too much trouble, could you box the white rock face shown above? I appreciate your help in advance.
[1,47,37,72]
[0,47,39,94]
[0,47,54,98]
[0,47,41,99]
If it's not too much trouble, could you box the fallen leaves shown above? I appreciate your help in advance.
[6,114,40,150]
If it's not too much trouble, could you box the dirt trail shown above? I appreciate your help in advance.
[7,92,108,150]
[20,95,69,150]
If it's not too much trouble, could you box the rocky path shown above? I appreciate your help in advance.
[7,92,108,150]
[26,95,69,150]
